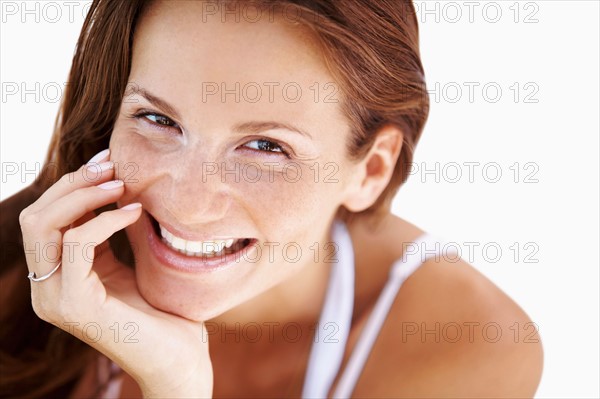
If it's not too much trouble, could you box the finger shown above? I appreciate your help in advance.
[21,224,64,282]
[71,209,98,229]
[22,180,126,278]
[40,180,126,233]
[71,209,113,261]
[24,149,113,216]
[61,203,142,286]
[30,162,115,215]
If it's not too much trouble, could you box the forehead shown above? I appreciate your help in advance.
[129,0,346,130]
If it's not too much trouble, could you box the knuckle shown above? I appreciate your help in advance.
[59,171,77,186]
[18,207,29,226]
[31,291,77,324]
[31,293,53,322]
[62,228,79,243]
[19,211,39,230]
[63,227,91,249]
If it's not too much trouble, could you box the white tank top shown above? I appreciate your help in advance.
[98,219,454,398]
[301,219,455,398]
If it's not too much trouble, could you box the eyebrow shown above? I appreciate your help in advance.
[232,121,312,139]
[124,85,313,139]
[124,86,182,120]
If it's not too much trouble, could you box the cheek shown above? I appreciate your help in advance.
[232,161,310,205]
[234,161,334,212]
[234,161,345,253]
[108,126,175,202]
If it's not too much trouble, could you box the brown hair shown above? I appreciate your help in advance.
[0,0,428,396]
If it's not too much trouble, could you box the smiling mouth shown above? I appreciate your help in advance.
[148,213,253,259]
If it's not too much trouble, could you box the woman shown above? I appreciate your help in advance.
[0,0,543,397]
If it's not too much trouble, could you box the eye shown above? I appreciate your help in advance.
[244,139,287,155]
[133,111,179,131]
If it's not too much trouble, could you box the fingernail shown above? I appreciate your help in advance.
[86,161,114,173]
[97,180,123,190]
[87,149,110,164]
[121,202,142,211]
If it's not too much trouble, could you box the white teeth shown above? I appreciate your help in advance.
[202,242,218,253]
[171,236,186,251]
[158,222,240,256]
[185,241,203,253]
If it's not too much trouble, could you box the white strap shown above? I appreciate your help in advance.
[331,233,457,398]
[301,220,356,398]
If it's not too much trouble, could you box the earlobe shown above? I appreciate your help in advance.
[341,125,403,213]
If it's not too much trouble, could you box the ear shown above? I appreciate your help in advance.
[342,125,403,213]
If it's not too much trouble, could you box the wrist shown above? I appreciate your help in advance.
[138,365,213,398]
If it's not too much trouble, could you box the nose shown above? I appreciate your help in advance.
[162,158,233,225]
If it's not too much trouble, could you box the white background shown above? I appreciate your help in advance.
[1,1,598,397]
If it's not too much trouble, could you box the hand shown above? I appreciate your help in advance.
[19,149,213,398]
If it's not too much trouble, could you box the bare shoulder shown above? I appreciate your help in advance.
[349,216,544,398]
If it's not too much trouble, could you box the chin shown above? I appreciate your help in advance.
[137,279,233,322]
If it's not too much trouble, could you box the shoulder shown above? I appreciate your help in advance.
[349,216,544,397]
[382,256,543,397]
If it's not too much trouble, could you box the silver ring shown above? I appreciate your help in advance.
[28,261,62,282]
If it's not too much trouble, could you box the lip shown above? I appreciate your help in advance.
[144,211,258,273]
[152,214,241,242]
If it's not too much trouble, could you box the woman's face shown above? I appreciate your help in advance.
[109,1,360,321]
